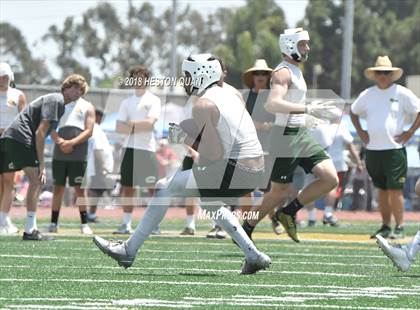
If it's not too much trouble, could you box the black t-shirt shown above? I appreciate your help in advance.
[1,93,65,147]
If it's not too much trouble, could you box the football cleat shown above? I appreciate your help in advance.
[241,252,272,275]
[276,209,300,243]
[215,227,227,239]
[81,224,93,235]
[180,227,195,236]
[376,234,413,272]
[370,224,391,239]
[113,224,133,235]
[23,230,54,241]
[0,220,19,235]
[92,236,135,268]
[48,223,58,233]
[206,227,218,239]
[390,226,404,240]
[323,215,339,227]
[271,217,284,235]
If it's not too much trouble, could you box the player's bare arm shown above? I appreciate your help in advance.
[265,68,305,114]
[350,110,369,145]
[17,93,27,112]
[395,112,420,145]
[192,97,223,162]
[35,120,51,183]
[131,117,157,133]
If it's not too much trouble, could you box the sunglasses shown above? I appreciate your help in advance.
[253,71,270,76]
[374,71,392,76]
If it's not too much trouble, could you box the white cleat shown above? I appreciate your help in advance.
[92,236,135,268]
[0,221,19,235]
[81,224,93,235]
[241,252,272,275]
[376,234,413,272]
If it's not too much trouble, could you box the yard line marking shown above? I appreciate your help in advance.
[0,265,382,277]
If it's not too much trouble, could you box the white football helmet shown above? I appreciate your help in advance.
[182,54,222,95]
[0,62,14,84]
[279,28,310,62]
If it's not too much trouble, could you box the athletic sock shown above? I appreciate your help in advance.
[25,211,37,234]
[242,221,255,238]
[282,198,304,216]
[80,211,88,224]
[0,212,7,226]
[122,212,132,227]
[51,210,60,224]
[186,215,195,230]
[126,194,170,256]
[213,206,259,260]
[308,208,317,222]
[407,231,420,261]
[324,206,333,218]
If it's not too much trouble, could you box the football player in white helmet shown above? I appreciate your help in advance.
[93,53,271,274]
[241,28,339,243]
[0,62,27,235]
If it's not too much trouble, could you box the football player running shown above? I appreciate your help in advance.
[93,54,271,274]
[241,28,340,242]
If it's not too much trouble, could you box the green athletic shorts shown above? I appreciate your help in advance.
[120,148,158,187]
[52,160,87,186]
[365,148,407,190]
[0,138,39,173]
[268,126,330,184]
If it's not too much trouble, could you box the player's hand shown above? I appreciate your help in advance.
[394,131,413,145]
[304,114,327,129]
[168,123,188,144]
[358,130,370,145]
[306,100,341,121]
[356,162,364,173]
[38,167,46,184]
[60,140,74,154]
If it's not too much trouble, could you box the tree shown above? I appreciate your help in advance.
[214,0,287,87]
[0,22,48,84]
[300,0,420,96]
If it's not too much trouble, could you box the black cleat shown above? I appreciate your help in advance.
[370,224,391,239]
[22,230,54,241]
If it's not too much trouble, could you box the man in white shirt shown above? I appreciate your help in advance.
[0,63,26,235]
[351,56,420,239]
[114,66,161,234]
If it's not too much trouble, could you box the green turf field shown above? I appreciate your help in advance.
[1,219,419,309]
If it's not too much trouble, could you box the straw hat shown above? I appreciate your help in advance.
[364,56,403,82]
[243,59,272,88]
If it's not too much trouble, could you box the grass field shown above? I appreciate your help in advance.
[1,218,419,309]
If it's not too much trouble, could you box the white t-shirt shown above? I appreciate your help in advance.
[327,123,353,172]
[0,87,24,129]
[86,124,113,178]
[117,90,161,151]
[351,84,419,150]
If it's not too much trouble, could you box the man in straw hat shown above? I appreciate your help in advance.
[241,28,340,242]
[351,56,419,239]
